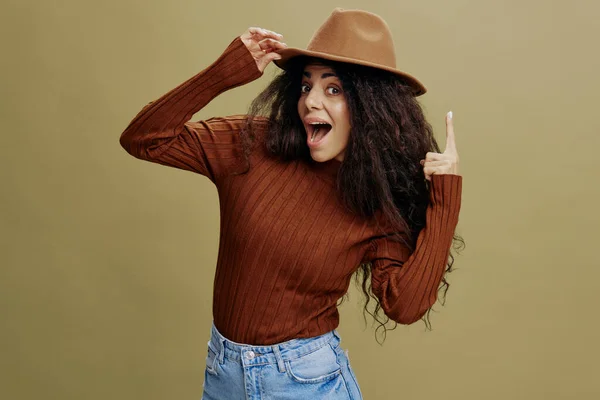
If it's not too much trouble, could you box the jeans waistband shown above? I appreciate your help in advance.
[208,321,342,372]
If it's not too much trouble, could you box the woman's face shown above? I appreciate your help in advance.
[297,63,351,162]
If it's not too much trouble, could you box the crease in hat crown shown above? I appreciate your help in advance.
[273,8,427,96]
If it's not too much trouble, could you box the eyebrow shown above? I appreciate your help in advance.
[302,71,338,79]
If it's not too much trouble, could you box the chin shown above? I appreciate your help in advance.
[310,147,346,163]
[310,153,328,162]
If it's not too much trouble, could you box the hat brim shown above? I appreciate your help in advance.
[273,47,427,96]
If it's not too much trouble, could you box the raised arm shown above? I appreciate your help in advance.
[364,112,463,324]
[119,29,286,183]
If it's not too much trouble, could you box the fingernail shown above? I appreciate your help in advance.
[448,111,453,119]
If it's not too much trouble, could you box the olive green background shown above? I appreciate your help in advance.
[2,0,599,399]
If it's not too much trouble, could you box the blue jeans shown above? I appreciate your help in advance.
[201,321,363,399]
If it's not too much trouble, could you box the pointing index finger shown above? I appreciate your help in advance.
[444,111,457,154]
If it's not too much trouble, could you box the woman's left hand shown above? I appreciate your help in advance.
[420,111,460,181]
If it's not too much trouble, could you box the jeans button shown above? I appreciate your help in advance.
[245,351,255,359]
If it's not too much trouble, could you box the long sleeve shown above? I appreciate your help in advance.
[119,36,264,183]
[362,173,463,325]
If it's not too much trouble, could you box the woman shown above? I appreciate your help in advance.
[120,8,463,400]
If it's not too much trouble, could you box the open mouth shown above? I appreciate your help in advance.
[309,123,332,143]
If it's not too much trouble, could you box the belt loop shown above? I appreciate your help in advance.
[331,329,342,347]
[271,345,286,373]
[218,339,226,364]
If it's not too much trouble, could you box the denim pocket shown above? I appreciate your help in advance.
[205,342,219,376]
[285,341,342,384]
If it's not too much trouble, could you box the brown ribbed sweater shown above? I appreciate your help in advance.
[119,36,462,345]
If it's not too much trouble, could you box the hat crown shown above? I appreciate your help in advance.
[306,8,396,69]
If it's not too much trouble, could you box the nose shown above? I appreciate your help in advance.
[305,88,323,110]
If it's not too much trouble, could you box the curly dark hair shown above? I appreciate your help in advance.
[235,55,465,345]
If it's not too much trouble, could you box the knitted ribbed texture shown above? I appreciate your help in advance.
[120,37,462,345]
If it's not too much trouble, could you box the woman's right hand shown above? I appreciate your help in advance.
[240,27,287,73]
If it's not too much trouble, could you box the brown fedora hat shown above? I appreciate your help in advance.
[274,8,427,96]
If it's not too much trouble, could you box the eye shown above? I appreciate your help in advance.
[300,83,341,95]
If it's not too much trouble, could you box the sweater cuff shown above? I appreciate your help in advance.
[430,174,462,224]
[216,36,263,87]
